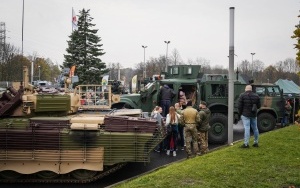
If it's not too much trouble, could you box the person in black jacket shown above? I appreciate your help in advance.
[238,85,261,148]
[159,84,176,117]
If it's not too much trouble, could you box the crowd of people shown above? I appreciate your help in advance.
[151,100,211,158]
[152,84,212,159]
[152,84,267,158]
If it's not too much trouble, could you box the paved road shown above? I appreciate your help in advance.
[0,122,245,188]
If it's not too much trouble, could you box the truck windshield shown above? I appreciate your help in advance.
[267,86,281,96]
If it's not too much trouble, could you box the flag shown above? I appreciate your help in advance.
[131,75,137,93]
[102,75,109,90]
[72,8,78,31]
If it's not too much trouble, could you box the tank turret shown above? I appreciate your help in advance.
[0,66,165,183]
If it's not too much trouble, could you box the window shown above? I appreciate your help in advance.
[172,67,179,74]
[255,87,265,96]
[267,86,280,96]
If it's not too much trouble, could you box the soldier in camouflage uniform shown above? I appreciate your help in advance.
[180,100,200,158]
[197,101,211,155]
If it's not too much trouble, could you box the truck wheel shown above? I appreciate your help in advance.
[208,113,228,144]
[257,113,276,132]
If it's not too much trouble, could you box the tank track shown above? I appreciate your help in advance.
[0,163,126,184]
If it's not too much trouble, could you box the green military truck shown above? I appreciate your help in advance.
[111,65,285,144]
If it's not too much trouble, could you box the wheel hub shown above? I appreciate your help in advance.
[213,123,223,134]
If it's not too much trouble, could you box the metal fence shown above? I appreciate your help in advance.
[0,81,12,88]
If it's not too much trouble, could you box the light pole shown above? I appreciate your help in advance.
[38,65,41,81]
[251,52,255,77]
[142,45,147,78]
[164,41,170,71]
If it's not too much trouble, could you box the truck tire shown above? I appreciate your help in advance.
[208,113,228,144]
[257,113,276,133]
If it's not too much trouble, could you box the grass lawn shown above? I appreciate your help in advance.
[113,125,300,188]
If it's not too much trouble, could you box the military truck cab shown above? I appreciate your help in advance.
[112,65,285,144]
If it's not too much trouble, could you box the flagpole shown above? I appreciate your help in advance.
[22,0,24,56]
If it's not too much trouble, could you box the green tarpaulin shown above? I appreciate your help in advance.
[275,79,300,96]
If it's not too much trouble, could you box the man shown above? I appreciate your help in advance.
[197,101,211,155]
[238,85,261,148]
[283,99,292,126]
[159,84,175,117]
[180,100,200,158]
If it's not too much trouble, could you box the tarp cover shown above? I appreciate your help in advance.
[275,79,300,96]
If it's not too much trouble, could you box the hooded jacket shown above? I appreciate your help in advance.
[197,108,211,132]
[160,85,175,100]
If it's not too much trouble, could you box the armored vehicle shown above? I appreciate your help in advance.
[112,65,285,144]
[0,67,164,183]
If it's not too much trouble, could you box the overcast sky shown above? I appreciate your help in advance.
[0,0,299,69]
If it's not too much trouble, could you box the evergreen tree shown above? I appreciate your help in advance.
[291,12,300,66]
[63,9,108,85]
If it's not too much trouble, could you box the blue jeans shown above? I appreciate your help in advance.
[160,100,171,117]
[241,115,259,145]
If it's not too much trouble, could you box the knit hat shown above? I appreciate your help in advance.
[245,85,252,91]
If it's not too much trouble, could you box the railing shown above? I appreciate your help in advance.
[77,85,112,110]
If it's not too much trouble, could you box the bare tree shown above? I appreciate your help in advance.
[195,57,211,73]
[107,62,120,80]
[146,55,165,76]
[263,65,278,83]
[186,58,193,65]
[169,48,182,65]
[121,67,135,88]
[253,60,264,72]
[283,58,296,72]
[211,65,227,74]
[239,60,251,75]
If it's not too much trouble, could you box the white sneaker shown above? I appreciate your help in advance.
[173,151,176,157]
[166,150,170,156]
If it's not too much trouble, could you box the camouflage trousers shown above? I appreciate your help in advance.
[197,131,209,154]
[184,124,199,156]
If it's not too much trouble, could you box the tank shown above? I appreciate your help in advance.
[0,66,165,183]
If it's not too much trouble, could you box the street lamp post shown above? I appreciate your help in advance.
[38,65,41,81]
[142,45,147,78]
[164,41,170,71]
[251,52,255,77]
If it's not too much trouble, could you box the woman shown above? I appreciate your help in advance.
[175,102,185,150]
[151,106,164,152]
[165,106,179,157]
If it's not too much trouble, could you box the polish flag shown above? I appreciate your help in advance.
[72,8,78,31]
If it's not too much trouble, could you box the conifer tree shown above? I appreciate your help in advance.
[64,9,108,85]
